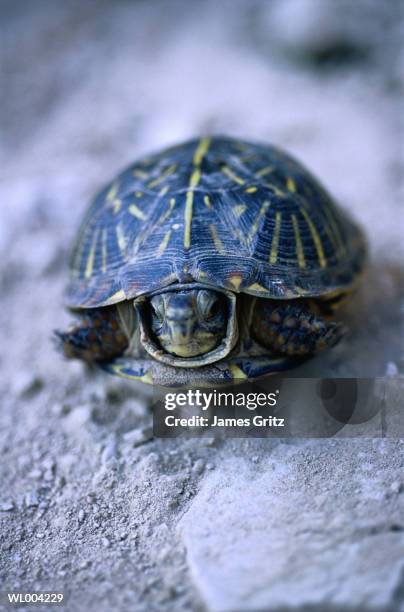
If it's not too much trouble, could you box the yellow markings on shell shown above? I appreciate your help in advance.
[209,224,224,253]
[221,165,245,185]
[286,177,296,193]
[147,164,177,189]
[184,140,209,249]
[167,197,176,218]
[128,203,147,220]
[249,200,270,241]
[159,185,169,196]
[189,168,201,188]
[106,182,121,214]
[157,230,172,257]
[101,229,108,273]
[158,197,176,225]
[111,363,153,384]
[84,229,99,279]
[106,182,118,201]
[133,169,149,180]
[135,191,143,198]
[193,137,211,166]
[139,372,153,384]
[105,289,126,304]
[301,209,327,268]
[256,165,274,178]
[234,204,247,217]
[229,274,243,290]
[116,223,126,253]
[245,186,257,193]
[110,363,153,383]
[184,190,194,249]
[204,195,212,208]
[270,211,282,264]
[291,214,306,268]
[229,364,247,380]
[265,183,285,198]
[247,282,268,292]
[184,176,200,247]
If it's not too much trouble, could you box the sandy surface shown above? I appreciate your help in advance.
[1,1,403,610]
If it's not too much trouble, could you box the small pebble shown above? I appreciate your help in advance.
[192,459,205,474]
[14,373,44,398]
[206,463,215,470]
[390,481,402,494]
[101,537,110,548]
[36,532,45,539]
[25,492,39,507]
[29,469,43,480]
[78,509,86,523]
[0,501,14,512]
[123,427,153,447]
[42,458,55,471]
[101,439,119,464]
[386,362,399,377]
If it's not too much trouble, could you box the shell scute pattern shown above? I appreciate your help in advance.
[67,136,366,308]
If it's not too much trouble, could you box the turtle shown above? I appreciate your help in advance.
[56,136,366,386]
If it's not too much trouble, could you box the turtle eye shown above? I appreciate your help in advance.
[197,290,221,321]
[150,295,165,321]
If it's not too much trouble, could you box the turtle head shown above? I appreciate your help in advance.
[149,289,227,358]
[134,284,238,367]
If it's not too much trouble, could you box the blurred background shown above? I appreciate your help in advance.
[1,1,403,611]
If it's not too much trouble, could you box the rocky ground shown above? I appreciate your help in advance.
[1,1,403,611]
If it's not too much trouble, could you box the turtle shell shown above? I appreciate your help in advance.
[66,136,366,308]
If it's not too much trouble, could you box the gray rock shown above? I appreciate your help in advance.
[191,460,205,475]
[179,443,404,611]
[386,361,400,377]
[0,500,15,512]
[122,427,153,447]
[24,492,39,508]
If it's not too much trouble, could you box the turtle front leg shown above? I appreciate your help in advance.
[55,307,129,363]
[251,300,345,357]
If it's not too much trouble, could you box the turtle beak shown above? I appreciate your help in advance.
[165,315,198,357]
[169,319,194,344]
